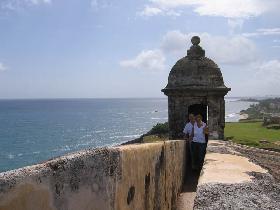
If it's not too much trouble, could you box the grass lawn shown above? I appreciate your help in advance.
[142,135,167,143]
[225,122,280,150]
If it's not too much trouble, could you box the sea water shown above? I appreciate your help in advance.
[0,98,255,172]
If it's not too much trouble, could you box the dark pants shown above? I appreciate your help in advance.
[190,142,207,170]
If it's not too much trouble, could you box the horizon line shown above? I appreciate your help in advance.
[0,96,273,100]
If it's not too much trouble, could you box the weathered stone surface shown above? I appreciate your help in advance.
[166,57,224,89]
[115,141,187,210]
[0,141,187,210]
[0,147,119,210]
[162,36,230,139]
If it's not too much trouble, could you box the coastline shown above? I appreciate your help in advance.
[0,98,256,172]
[239,113,249,120]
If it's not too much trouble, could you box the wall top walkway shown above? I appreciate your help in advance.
[194,140,280,210]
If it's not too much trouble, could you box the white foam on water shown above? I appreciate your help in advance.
[123,134,141,138]
[151,117,161,120]
[109,134,141,139]
[151,117,168,120]
[52,145,71,153]
[80,134,92,139]
[226,113,237,118]
[74,142,93,148]
[92,130,104,134]
[7,154,14,159]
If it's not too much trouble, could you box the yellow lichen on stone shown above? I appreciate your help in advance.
[0,183,55,210]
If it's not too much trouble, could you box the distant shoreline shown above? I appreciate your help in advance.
[239,113,249,120]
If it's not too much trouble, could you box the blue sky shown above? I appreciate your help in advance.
[0,0,279,98]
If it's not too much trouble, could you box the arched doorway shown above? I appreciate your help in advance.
[188,104,207,123]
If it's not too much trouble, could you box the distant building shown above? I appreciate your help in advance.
[263,115,280,126]
[162,36,231,139]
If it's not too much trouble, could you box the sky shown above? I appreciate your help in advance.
[0,0,280,98]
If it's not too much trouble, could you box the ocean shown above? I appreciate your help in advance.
[0,98,255,172]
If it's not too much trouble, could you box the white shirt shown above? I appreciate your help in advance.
[193,122,206,143]
[183,122,194,135]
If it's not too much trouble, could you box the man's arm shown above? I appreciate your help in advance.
[203,126,209,135]
[183,124,188,139]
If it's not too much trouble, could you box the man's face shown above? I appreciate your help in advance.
[189,114,195,122]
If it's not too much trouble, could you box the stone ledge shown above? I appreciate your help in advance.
[0,140,187,210]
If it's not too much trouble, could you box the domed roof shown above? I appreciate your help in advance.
[163,36,229,92]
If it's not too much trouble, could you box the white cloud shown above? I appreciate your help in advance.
[141,0,279,18]
[255,60,280,80]
[250,60,280,94]
[160,30,187,55]
[227,19,244,32]
[0,0,51,12]
[28,0,52,5]
[138,5,181,17]
[120,50,166,71]
[0,62,7,72]
[160,30,258,65]
[223,59,280,96]
[243,28,280,37]
[91,0,99,8]
[139,6,163,16]
[120,30,258,74]
[91,0,112,10]
[233,59,280,96]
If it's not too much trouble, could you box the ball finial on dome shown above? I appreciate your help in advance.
[187,36,204,58]
[191,36,200,45]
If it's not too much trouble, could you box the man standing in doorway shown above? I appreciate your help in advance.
[183,113,195,172]
[183,113,195,140]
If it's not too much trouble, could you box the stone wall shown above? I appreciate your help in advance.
[0,140,187,210]
[167,94,225,140]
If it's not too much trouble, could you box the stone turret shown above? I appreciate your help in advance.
[162,36,231,139]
